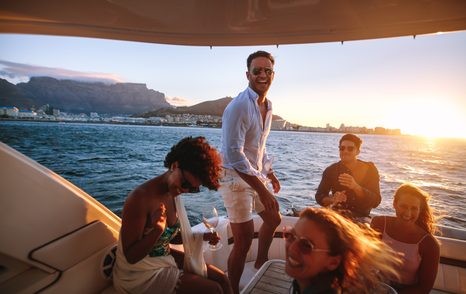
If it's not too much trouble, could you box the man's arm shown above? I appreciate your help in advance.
[339,163,381,210]
[315,168,335,207]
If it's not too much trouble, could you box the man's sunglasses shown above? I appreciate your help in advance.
[181,170,200,193]
[251,67,274,76]
[339,146,355,152]
[283,227,330,255]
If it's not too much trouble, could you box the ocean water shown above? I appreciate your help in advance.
[1,121,465,228]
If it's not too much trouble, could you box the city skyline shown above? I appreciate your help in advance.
[1,104,401,136]
[1,31,465,138]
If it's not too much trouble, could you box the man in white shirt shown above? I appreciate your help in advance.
[220,51,281,294]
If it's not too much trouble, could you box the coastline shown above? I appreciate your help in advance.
[0,117,404,137]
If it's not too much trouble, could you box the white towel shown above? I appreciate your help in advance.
[113,238,180,294]
[175,195,208,277]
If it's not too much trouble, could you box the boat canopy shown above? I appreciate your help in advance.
[1,0,466,46]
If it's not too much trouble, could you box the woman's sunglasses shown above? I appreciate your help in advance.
[181,170,200,193]
[283,227,330,255]
[339,146,355,152]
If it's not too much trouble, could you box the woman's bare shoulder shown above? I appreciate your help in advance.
[420,233,440,251]
[125,184,159,211]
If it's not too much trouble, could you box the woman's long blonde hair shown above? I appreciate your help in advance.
[394,183,437,235]
[300,208,401,293]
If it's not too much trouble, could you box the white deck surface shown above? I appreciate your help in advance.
[241,260,292,294]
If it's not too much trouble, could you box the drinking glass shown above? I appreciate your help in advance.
[202,207,223,251]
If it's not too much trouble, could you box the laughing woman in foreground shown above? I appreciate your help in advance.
[285,207,401,294]
[112,136,232,294]
[371,183,440,293]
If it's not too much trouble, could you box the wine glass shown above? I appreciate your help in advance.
[201,207,223,251]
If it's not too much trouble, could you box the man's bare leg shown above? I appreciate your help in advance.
[255,210,281,269]
[228,220,254,294]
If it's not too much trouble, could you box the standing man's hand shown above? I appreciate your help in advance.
[235,170,280,212]
[259,191,279,212]
[267,172,281,193]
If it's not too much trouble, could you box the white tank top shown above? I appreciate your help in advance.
[382,216,429,285]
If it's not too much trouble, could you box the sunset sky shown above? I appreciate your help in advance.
[1,31,465,138]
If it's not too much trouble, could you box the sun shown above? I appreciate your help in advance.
[381,98,466,139]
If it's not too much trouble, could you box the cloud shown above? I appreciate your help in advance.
[165,96,193,107]
[0,60,125,84]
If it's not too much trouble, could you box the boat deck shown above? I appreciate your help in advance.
[241,260,292,294]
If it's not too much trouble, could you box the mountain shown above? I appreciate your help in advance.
[0,79,36,108]
[0,77,170,114]
[0,77,285,120]
[137,97,283,121]
[138,97,232,117]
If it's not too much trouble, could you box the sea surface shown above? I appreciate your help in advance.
[1,121,465,228]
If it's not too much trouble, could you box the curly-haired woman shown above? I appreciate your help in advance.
[113,136,232,294]
[285,207,400,293]
[371,183,440,293]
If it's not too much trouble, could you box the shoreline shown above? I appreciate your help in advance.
[0,117,405,137]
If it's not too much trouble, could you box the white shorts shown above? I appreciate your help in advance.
[219,168,267,223]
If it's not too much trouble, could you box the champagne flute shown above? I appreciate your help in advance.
[201,207,223,251]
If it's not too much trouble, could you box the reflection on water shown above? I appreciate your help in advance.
[1,121,465,228]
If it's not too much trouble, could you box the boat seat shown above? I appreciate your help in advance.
[433,236,466,293]
[30,221,116,271]
[0,253,59,293]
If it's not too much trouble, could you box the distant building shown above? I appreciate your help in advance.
[374,127,387,134]
[0,106,19,117]
[147,117,166,124]
[17,109,37,118]
[271,119,287,130]
[111,116,145,124]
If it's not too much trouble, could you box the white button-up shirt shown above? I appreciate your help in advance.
[221,87,273,180]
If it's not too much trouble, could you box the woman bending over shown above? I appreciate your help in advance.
[113,136,232,294]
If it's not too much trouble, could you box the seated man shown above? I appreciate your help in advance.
[315,133,381,219]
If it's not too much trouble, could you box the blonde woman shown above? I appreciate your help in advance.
[285,207,400,293]
[371,183,440,293]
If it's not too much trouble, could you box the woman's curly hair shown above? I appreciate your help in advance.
[300,208,401,293]
[164,136,222,190]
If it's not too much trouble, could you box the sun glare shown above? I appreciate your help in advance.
[382,98,466,139]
